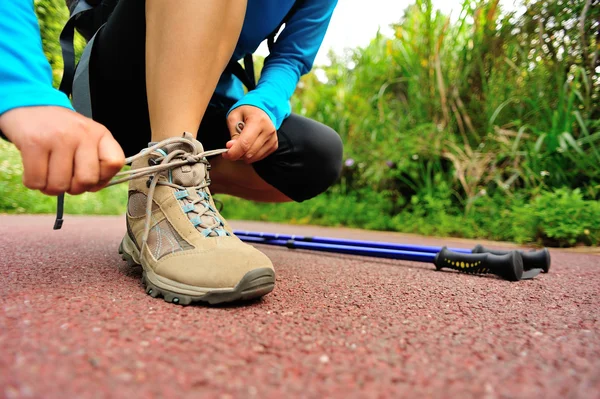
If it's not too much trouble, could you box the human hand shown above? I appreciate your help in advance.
[222,105,278,163]
[0,106,125,195]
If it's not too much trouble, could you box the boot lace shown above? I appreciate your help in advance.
[106,135,228,249]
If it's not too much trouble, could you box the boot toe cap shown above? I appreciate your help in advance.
[154,241,274,289]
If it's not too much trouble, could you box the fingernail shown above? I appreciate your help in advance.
[246,154,253,159]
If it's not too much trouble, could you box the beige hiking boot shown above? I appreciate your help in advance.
[115,132,275,305]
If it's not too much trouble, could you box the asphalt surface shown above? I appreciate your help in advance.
[1,215,599,398]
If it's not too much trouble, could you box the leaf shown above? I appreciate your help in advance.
[560,132,584,155]
[534,133,547,153]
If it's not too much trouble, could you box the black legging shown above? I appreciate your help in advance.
[88,0,343,202]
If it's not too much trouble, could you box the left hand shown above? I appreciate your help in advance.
[222,105,278,163]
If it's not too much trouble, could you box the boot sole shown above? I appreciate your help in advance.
[118,236,275,306]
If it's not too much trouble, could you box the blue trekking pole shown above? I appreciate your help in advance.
[234,231,549,281]
[233,230,550,273]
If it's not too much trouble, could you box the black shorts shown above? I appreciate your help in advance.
[87,0,343,202]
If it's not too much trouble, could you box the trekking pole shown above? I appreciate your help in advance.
[236,235,542,281]
[233,230,550,273]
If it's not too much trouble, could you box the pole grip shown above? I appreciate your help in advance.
[434,247,524,281]
[472,245,550,273]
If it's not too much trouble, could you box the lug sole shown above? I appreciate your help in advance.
[119,237,275,305]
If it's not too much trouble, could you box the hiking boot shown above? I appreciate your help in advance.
[116,132,275,305]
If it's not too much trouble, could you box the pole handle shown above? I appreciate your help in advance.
[434,247,524,281]
[472,245,550,273]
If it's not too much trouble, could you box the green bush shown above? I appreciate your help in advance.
[511,188,600,246]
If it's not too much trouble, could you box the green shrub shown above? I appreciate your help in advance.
[512,188,600,246]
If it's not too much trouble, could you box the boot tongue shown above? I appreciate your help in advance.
[154,133,224,237]
[161,132,206,187]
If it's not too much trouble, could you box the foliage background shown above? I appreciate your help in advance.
[1,0,599,247]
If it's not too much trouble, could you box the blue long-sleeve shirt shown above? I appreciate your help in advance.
[0,0,337,130]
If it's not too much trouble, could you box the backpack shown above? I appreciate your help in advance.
[58,0,304,99]
[53,0,304,230]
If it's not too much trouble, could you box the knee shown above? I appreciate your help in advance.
[294,121,344,200]
[260,115,344,202]
[314,126,344,189]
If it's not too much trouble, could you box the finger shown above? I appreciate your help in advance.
[44,146,75,196]
[243,130,272,162]
[94,131,125,190]
[226,110,245,140]
[223,121,261,161]
[247,135,278,163]
[69,138,100,195]
[20,146,49,191]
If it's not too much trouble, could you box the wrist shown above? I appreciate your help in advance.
[228,100,277,128]
[0,109,17,143]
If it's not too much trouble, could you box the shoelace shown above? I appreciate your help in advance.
[53,124,245,234]
[53,137,228,249]
[108,136,228,250]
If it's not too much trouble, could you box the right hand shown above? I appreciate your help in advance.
[0,106,125,196]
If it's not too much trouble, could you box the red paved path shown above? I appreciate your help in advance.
[1,215,599,398]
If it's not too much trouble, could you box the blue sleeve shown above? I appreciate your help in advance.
[0,1,74,117]
[228,0,338,129]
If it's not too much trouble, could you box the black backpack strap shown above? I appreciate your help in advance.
[226,56,257,91]
[226,0,305,92]
[58,0,96,97]
[267,0,305,52]
[243,54,256,89]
